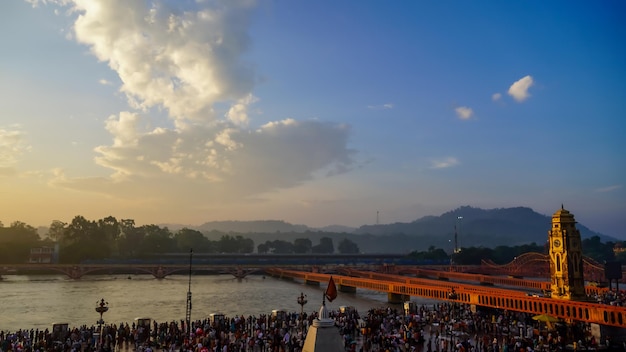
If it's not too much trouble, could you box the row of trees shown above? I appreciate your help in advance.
[0,221,42,263]
[0,216,360,264]
[0,217,622,264]
[408,236,626,265]
[257,237,359,254]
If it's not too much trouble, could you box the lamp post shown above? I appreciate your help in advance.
[449,288,459,319]
[448,239,453,272]
[297,292,308,332]
[456,216,463,254]
[95,298,109,347]
[185,249,193,341]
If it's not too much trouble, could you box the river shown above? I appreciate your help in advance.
[0,274,440,332]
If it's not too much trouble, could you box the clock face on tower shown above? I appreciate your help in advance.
[553,239,561,247]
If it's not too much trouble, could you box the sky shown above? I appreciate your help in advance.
[1,0,625,239]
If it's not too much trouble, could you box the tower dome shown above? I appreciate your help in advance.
[552,204,576,224]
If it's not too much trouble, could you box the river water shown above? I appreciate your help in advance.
[0,274,439,332]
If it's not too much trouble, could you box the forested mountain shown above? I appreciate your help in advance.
[163,220,310,234]
[161,206,616,253]
[354,206,613,247]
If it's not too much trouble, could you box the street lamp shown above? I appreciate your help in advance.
[448,239,453,272]
[297,292,308,331]
[448,289,458,320]
[95,298,109,347]
[455,216,463,254]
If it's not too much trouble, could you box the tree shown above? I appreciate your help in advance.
[408,246,449,263]
[59,216,112,262]
[583,236,616,263]
[175,228,212,252]
[337,238,359,254]
[139,225,175,255]
[258,243,269,254]
[0,221,40,263]
[453,247,493,265]
[294,238,312,254]
[217,235,239,253]
[265,240,294,254]
[47,220,66,242]
[312,237,334,254]
[236,236,254,253]
[117,219,143,257]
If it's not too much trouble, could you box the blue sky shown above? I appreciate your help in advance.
[1,0,624,239]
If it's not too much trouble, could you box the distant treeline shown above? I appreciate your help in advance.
[0,216,358,264]
[408,237,624,265]
[0,216,623,264]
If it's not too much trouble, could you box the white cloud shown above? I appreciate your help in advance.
[492,93,501,101]
[508,75,534,102]
[98,79,113,85]
[367,103,394,110]
[225,94,258,126]
[430,157,459,169]
[455,106,473,120]
[595,185,622,193]
[0,126,30,172]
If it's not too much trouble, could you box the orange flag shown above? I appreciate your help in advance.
[325,276,338,302]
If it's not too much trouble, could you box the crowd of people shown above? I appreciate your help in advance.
[592,290,626,306]
[2,299,620,352]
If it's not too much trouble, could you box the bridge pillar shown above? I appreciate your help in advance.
[69,266,84,280]
[387,293,410,304]
[153,266,166,279]
[305,280,320,286]
[338,284,356,293]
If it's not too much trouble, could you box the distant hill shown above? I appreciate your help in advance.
[196,220,309,233]
[154,205,617,253]
[354,206,615,248]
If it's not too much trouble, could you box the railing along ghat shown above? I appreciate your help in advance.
[384,268,608,297]
[266,268,626,329]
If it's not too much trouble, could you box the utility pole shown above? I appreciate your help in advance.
[376,210,379,225]
[185,248,193,340]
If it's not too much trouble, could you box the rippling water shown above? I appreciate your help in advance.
[0,274,439,331]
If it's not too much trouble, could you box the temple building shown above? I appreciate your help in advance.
[548,205,586,301]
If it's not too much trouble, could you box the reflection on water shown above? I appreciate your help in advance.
[0,274,439,331]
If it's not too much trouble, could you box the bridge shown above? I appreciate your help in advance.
[0,263,268,279]
[0,262,383,279]
[4,243,626,331]
[266,267,626,329]
[0,253,427,279]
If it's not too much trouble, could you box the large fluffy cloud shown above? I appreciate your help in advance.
[69,0,256,123]
[42,0,355,205]
[508,75,534,102]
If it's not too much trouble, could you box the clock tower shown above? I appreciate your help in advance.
[549,205,586,300]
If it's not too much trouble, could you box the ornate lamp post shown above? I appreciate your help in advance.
[95,298,109,347]
[297,292,308,331]
[448,289,458,321]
